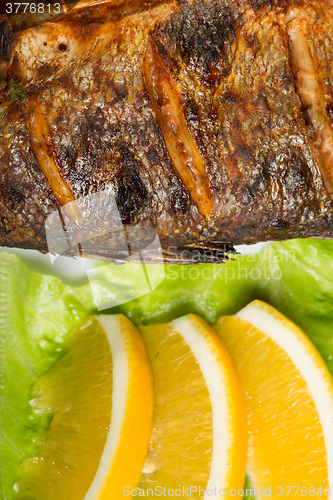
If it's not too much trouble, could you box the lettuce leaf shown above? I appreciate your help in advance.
[256,239,333,375]
[110,240,333,377]
[111,239,333,375]
[0,253,94,499]
[1,238,333,499]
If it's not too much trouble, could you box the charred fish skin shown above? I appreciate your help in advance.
[0,0,333,260]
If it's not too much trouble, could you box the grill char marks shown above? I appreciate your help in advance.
[287,9,333,194]
[143,34,214,219]
[116,146,148,224]
[28,98,80,222]
[143,1,238,219]
[163,0,236,79]
[327,102,333,126]
[0,20,18,91]
[209,1,328,228]
[0,20,17,62]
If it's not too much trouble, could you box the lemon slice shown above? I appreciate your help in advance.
[15,315,153,500]
[137,314,248,499]
[215,300,333,498]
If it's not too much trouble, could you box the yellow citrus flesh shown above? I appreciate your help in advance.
[15,315,153,500]
[215,300,333,499]
[137,314,248,499]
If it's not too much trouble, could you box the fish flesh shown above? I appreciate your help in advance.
[1,0,333,262]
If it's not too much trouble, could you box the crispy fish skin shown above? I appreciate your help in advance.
[0,0,333,260]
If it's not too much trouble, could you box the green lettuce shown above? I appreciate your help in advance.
[0,253,94,498]
[111,239,333,377]
[1,238,333,498]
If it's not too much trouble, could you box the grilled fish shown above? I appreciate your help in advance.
[1,0,333,262]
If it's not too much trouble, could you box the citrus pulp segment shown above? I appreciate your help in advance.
[138,314,248,499]
[215,300,333,499]
[15,315,153,500]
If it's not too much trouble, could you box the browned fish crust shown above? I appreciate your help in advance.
[1,0,333,260]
